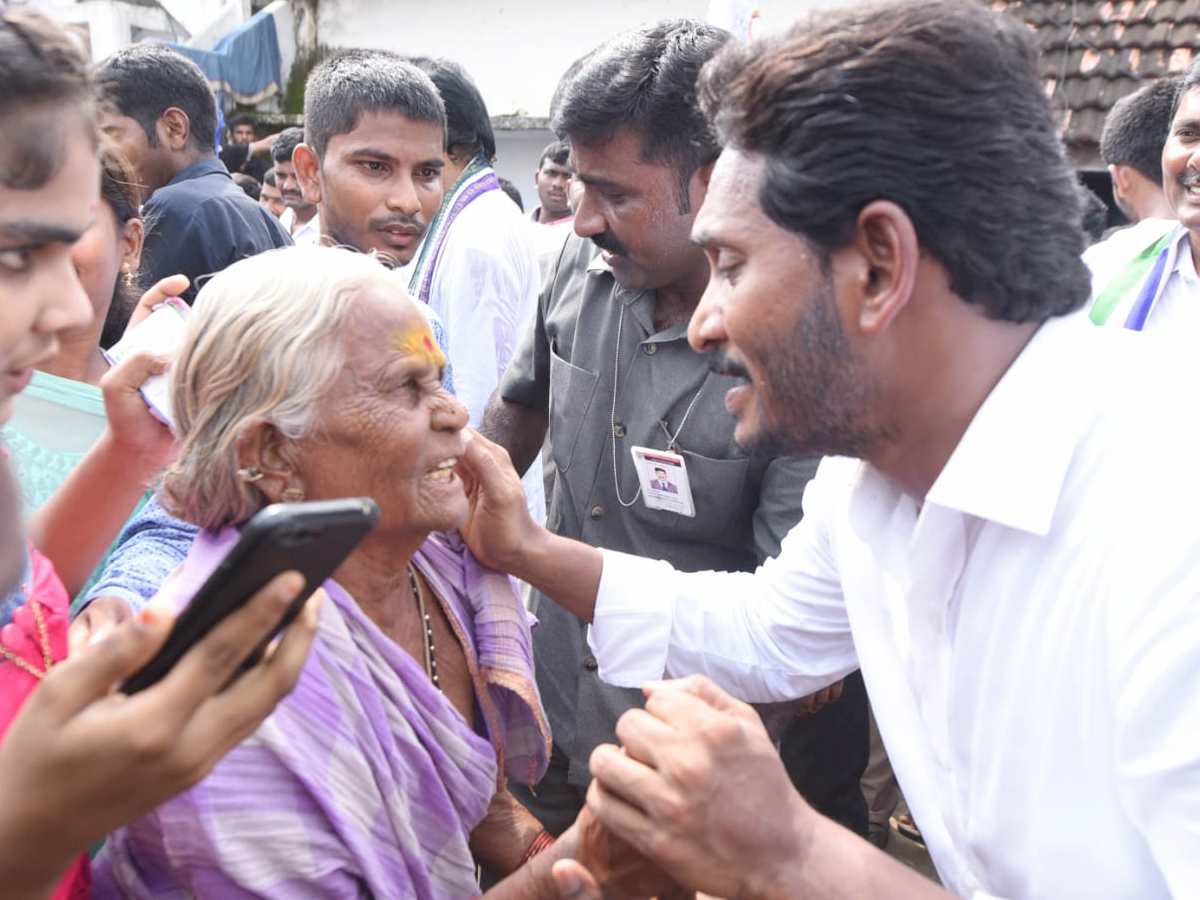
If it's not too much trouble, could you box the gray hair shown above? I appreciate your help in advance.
[160,245,397,529]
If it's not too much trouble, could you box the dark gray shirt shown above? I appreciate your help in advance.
[499,233,817,784]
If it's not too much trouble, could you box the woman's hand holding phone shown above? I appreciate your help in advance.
[0,573,322,900]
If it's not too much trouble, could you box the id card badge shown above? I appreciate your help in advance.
[630,446,695,517]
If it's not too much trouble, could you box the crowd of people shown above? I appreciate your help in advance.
[1,1,1197,898]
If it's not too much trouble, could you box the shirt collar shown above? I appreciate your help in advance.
[1169,227,1200,284]
[922,310,1098,536]
[168,156,229,186]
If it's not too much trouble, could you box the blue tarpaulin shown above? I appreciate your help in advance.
[164,9,282,106]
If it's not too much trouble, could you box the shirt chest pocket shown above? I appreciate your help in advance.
[548,345,599,477]
[660,450,755,550]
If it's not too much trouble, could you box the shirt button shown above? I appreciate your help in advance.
[643,343,658,355]
[613,423,626,438]
[590,505,604,519]
[583,657,599,671]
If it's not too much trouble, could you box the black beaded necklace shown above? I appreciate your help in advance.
[406,563,440,690]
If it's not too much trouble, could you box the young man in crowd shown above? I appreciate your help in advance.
[258,166,286,218]
[529,139,575,276]
[95,44,290,303]
[1087,76,1180,326]
[220,112,274,181]
[270,126,321,244]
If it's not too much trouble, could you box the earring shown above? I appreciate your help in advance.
[122,263,134,288]
[281,487,305,503]
[237,465,264,483]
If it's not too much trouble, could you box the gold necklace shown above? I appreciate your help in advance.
[406,563,440,691]
[0,594,55,679]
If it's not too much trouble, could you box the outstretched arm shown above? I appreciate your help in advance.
[457,430,600,621]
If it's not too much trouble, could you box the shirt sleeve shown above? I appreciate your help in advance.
[81,495,196,612]
[589,462,858,702]
[1110,554,1200,898]
[497,255,553,413]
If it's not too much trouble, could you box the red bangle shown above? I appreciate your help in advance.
[519,829,556,867]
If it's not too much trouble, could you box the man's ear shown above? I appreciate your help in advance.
[293,143,323,205]
[845,199,918,335]
[120,215,145,274]
[235,417,301,505]
[159,107,191,152]
[1108,163,1131,202]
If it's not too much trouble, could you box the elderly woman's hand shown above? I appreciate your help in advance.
[456,429,542,572]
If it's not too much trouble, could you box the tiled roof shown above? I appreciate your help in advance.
[991,0,1200,163]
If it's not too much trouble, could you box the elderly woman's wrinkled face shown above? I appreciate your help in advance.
[289,283,468,535]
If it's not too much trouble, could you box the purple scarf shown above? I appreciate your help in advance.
[94,528,549,900]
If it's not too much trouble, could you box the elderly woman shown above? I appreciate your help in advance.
[90,245,626,898]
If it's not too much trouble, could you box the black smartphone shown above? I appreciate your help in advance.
[120,497,380,694]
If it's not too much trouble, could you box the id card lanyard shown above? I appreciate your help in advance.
[610,298,703,509]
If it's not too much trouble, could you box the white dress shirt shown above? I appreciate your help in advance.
[1126,226,1200,339]
[589,310,1200,899]
[279,207,321,246]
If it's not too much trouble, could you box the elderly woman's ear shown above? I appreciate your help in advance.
[235,418,304,505]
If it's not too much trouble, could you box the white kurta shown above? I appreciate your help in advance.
[590,310,1200,899]
[423,188,545,522]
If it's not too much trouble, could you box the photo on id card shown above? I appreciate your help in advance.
[630,446,695,517]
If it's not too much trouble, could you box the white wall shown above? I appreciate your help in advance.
[318,0,844,120]
[493,128,557,217]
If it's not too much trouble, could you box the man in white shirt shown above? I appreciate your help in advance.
[458,2,1200,898]
[272,126,321,245]
[1087,75,1180,328]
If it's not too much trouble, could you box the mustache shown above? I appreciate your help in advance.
[368,213,426,235]
[709,348,750,380]
[1181,172,1200,189]
[590,231,629,257]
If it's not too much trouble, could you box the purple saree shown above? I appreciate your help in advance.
[93,528,549,899]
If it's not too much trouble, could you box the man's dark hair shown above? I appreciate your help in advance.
[538,139,570,170]
[497,176,523,211]
[551,19,728,211]
[271,126,304,165]
[227,112,256,130]
[1172,58,1200,119]
[1100,77,1180,184]
[410,57,495,163]
[303,50,445,159]
[232,171,261,200]
[263,166,278,187]
[698,0,1090,324]
[94,43,218,153]
[0,8,95,189]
